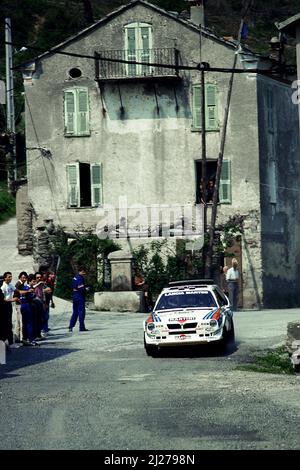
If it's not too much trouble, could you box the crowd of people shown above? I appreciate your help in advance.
[0,269,56,350]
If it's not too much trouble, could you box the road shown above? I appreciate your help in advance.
[0,301,300,450]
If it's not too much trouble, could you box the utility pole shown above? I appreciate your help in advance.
[5,17,16,192]
[200,69,207,275]
[206,0,253,277]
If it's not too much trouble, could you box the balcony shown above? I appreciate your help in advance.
[95,48,180,81]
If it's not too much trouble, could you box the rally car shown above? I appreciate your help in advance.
[143,280,234,356]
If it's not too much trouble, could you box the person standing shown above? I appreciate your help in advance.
[14,272,28,343]
[1,272,18,346]
[226,258,240,312]
[220,265,229,297]
[68,266,89,332]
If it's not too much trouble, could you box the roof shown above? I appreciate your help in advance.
[17,0,239,69]
[168,279,215,287]
[277,13,300,37]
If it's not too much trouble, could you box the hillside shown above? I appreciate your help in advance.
[0,0,299,139]
[1,0,299,59]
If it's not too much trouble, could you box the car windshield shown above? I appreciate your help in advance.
[155,290,217,310]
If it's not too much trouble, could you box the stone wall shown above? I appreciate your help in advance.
[16,182,33,255]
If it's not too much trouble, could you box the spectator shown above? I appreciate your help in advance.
[1,272,18,346]
[134,269,153,312]
[206,179,215,203]
[68,266,89,332]
[14,272,28,343]
[226,258,240,312]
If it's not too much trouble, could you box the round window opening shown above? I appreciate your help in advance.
[69,67,82,79]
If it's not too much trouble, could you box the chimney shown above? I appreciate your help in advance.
[186,0,205,27]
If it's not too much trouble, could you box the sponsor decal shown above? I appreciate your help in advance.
[168,317,196,322]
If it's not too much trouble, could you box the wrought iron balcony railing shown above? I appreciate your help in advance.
[95,48,180,80]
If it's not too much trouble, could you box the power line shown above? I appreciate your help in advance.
[5,40,276,76]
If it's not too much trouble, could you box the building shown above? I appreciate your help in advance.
[17,0,300,308]
[277,13,300,128]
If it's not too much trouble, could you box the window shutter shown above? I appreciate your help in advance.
[267,89,274,132]
[192,85,201,129]
[219,161,231,204]
[64,91,76,134]
[126,27,137,76]
[77,89,89,135]
[140,26,151,74]
[205,84,218,130]
[66,163,80,207]
[269,159,277,204]
[91,164,102,207]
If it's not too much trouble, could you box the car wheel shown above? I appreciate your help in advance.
[228,319,235,342]
[144,335,159,357]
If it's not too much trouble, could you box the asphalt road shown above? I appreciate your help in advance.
[0,301,300,450]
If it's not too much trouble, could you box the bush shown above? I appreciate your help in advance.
[133,240,203,298]
[0,182,16,224]
[53,230,119,300]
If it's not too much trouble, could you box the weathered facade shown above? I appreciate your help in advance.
[18,0,300,308]
[278,13,300,129]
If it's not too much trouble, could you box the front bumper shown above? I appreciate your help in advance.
[144,329,223,347]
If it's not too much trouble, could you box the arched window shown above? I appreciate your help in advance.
[124,22,152,76]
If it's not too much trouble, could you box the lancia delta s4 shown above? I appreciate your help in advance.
[143,280,234,356]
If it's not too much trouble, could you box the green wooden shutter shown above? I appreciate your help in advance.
[66,163,80,207]
[77,89,89,135]
[192,85,201,129]
[219,161,231,204]
[140,26,151,74]
[126,27,137,76]
[64,90,76,135]
[267,88,274,132]
[205,84,218,130]
[269,159,277,203]
[91,164,102,206]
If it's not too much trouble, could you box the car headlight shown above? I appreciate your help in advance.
[147,322,155,331]
[210,319,218,327]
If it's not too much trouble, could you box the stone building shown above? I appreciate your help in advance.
[17,0,300,308]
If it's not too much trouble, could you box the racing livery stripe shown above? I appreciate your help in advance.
[203,308,219,319]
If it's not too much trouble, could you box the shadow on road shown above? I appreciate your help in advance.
[0,347,80,380]
[152,340,239,358]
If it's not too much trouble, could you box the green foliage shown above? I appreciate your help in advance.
[0,182,16,224]
[236,347,294,375]
[217,214,245,251]
[53,229,119,299]
[133,240,203,297]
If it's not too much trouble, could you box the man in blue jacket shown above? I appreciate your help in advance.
[68,266,89,332]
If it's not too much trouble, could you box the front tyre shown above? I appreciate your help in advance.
[144,335,159,357]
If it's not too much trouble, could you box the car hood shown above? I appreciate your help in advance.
[153,308,219,322]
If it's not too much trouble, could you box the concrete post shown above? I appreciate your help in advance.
[108,250,133,291]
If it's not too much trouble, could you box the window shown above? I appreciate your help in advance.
[64,88,90,136]
[196,160,231,204]
[66,163,102,208]
[213,289,227,306]
[192,83,218,130]
[124,22,152,76]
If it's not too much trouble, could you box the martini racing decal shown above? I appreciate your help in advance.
[168,317,196,322]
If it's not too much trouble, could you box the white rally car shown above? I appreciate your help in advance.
[144,280,234,356]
